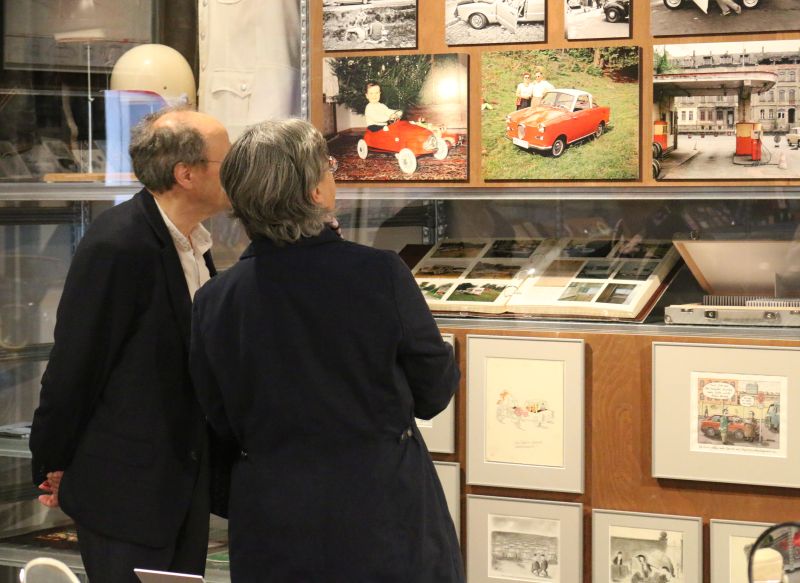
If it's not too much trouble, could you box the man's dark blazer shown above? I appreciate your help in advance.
[30,188,214,548]
[190,230,465,582]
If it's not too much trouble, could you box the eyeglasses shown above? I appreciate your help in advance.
[201,159,223,164]
[327,155,338,173]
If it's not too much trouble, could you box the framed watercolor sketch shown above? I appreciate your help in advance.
[652,342,800,488]
[467,495,582,583]
[593,509,702,583]
[434,461,461,541]
[709,519,771,583]
[466,335,584,492]
[417,333,456,453]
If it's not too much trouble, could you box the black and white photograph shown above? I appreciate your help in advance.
[489,515,561,581]
[608,526,685,582]
[654,40,800,180]
[651,0,800,38]
[614,260,659,280]
[565,0,631,41]
[445,0,545,46]
[577,260,618,279]
[322,53,468,181]
[322,0,417,51]
[484,239,542,259]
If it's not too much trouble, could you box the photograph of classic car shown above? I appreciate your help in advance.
[482,47,640,181]
[505,89,611,157]
[323,0,417,51]
[323,53,468,181]
[445,0,545,45]
[651,0,800,37]
[565,0,631,40]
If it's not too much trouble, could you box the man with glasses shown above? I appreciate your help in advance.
[30,107,231,583]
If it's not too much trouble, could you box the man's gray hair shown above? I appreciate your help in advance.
[221,119,330,244]
[129,106,207,193]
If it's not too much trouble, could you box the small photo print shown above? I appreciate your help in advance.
[447,282,508,303]
[559,281,603,302]
[433,241,488,258]
[446,0,545,47]
[577,260,618,279]
[614,260,659,281]
[323,1,417,51]
[489,514,561,581]
[651,0,800,38]
[485,239,541,259]
[561,239,615,258]
[467,262,524,279]
[418,281,454,300]
[596,283,636,305]
[535,260,585,287]
[690,372,788,458]
[565,0,631,41]
[615,241,671,260]
[609,526,685,583]
[414,262,469,278]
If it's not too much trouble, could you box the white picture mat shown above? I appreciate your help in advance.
[467,335,584,492]
[709,519,771,583]
[467,495,582,583]
[592,509,702,583]
[434,461,461,542]
[416,333,456,453]
[652,342,800,488]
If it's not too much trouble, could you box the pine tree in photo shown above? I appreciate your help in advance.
[328,55,432,115]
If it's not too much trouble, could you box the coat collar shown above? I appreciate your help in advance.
[241,227,341,259]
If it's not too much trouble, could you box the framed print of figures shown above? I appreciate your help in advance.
[445,0,546,46]
[466,335,584,492]
[322,53,468,182]
[417,333,456,453]
[322,1,417,52]
[434,462,461,541]
[481,47,640,181]
[709,519,771,583]
[592,509,702,583]
[652,342,800,488]
[467,495,582,583]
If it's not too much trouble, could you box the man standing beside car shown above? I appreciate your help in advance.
[720,408,731,445]
[29,107,231,583]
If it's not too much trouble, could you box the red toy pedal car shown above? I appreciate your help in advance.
[357,119,453,175]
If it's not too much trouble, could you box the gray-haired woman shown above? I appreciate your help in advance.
[189,118,463,583]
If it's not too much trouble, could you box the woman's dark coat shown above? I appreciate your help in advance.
[190,229,464,582]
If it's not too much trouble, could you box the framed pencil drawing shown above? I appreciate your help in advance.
[417,333,456,453]
[466,335,584,493]
[467,495,582,583]
[593,509,702,583]
[652,342,800,488]
[434,461,461,541]
[709,519,771,583]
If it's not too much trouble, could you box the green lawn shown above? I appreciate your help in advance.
[481,51,640,181]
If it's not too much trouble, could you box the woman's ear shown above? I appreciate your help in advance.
[310,184,324,205]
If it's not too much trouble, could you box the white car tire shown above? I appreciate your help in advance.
[433,138,449,160]
[397,148,418,174]
[357,139,368,160]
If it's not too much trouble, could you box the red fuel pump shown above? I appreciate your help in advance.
[751,124,762,162]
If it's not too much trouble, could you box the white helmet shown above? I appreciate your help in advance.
[110,44,196,106]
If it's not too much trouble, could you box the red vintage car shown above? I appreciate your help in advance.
[505,89,610,157]
[357,120,450,175]
[699,415,759,441]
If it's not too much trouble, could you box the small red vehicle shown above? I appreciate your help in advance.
[505,89,610,158]
[357,120,451,175]
[699,415,759,441]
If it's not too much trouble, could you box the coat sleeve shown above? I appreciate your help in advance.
[389,253,460,420]
[29,238,140,485]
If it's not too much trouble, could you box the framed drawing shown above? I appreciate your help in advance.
[434,461,461,541]
[467,495,582,583]
[710,519,771,583]
[593,509,702,583]
[417,333,456,453]
[652,342,800,488]
[466,335,584,493]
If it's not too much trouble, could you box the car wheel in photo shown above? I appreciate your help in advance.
[734,430,745,440]
[740,0,759,7]
[662,0,684,9]
[467,13,488,29]
[433,137,449,160]
[605,7,622,22]
[652,159,661,179]
[551,136,566,158]
[704,426,717,438]
[357,139,368,160]
[396,148,418,174]
[652,141,663,160]
[594,122,605,139]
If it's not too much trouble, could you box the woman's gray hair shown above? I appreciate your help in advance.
[221,119,330,244]
[129,106,207,193]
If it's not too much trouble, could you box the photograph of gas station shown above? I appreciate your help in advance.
[653,40,800,180]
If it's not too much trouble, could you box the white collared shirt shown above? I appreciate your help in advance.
[154,199,213,301]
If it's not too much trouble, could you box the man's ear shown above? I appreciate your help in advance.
[173,162,193,190]
[310,184,324,205]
